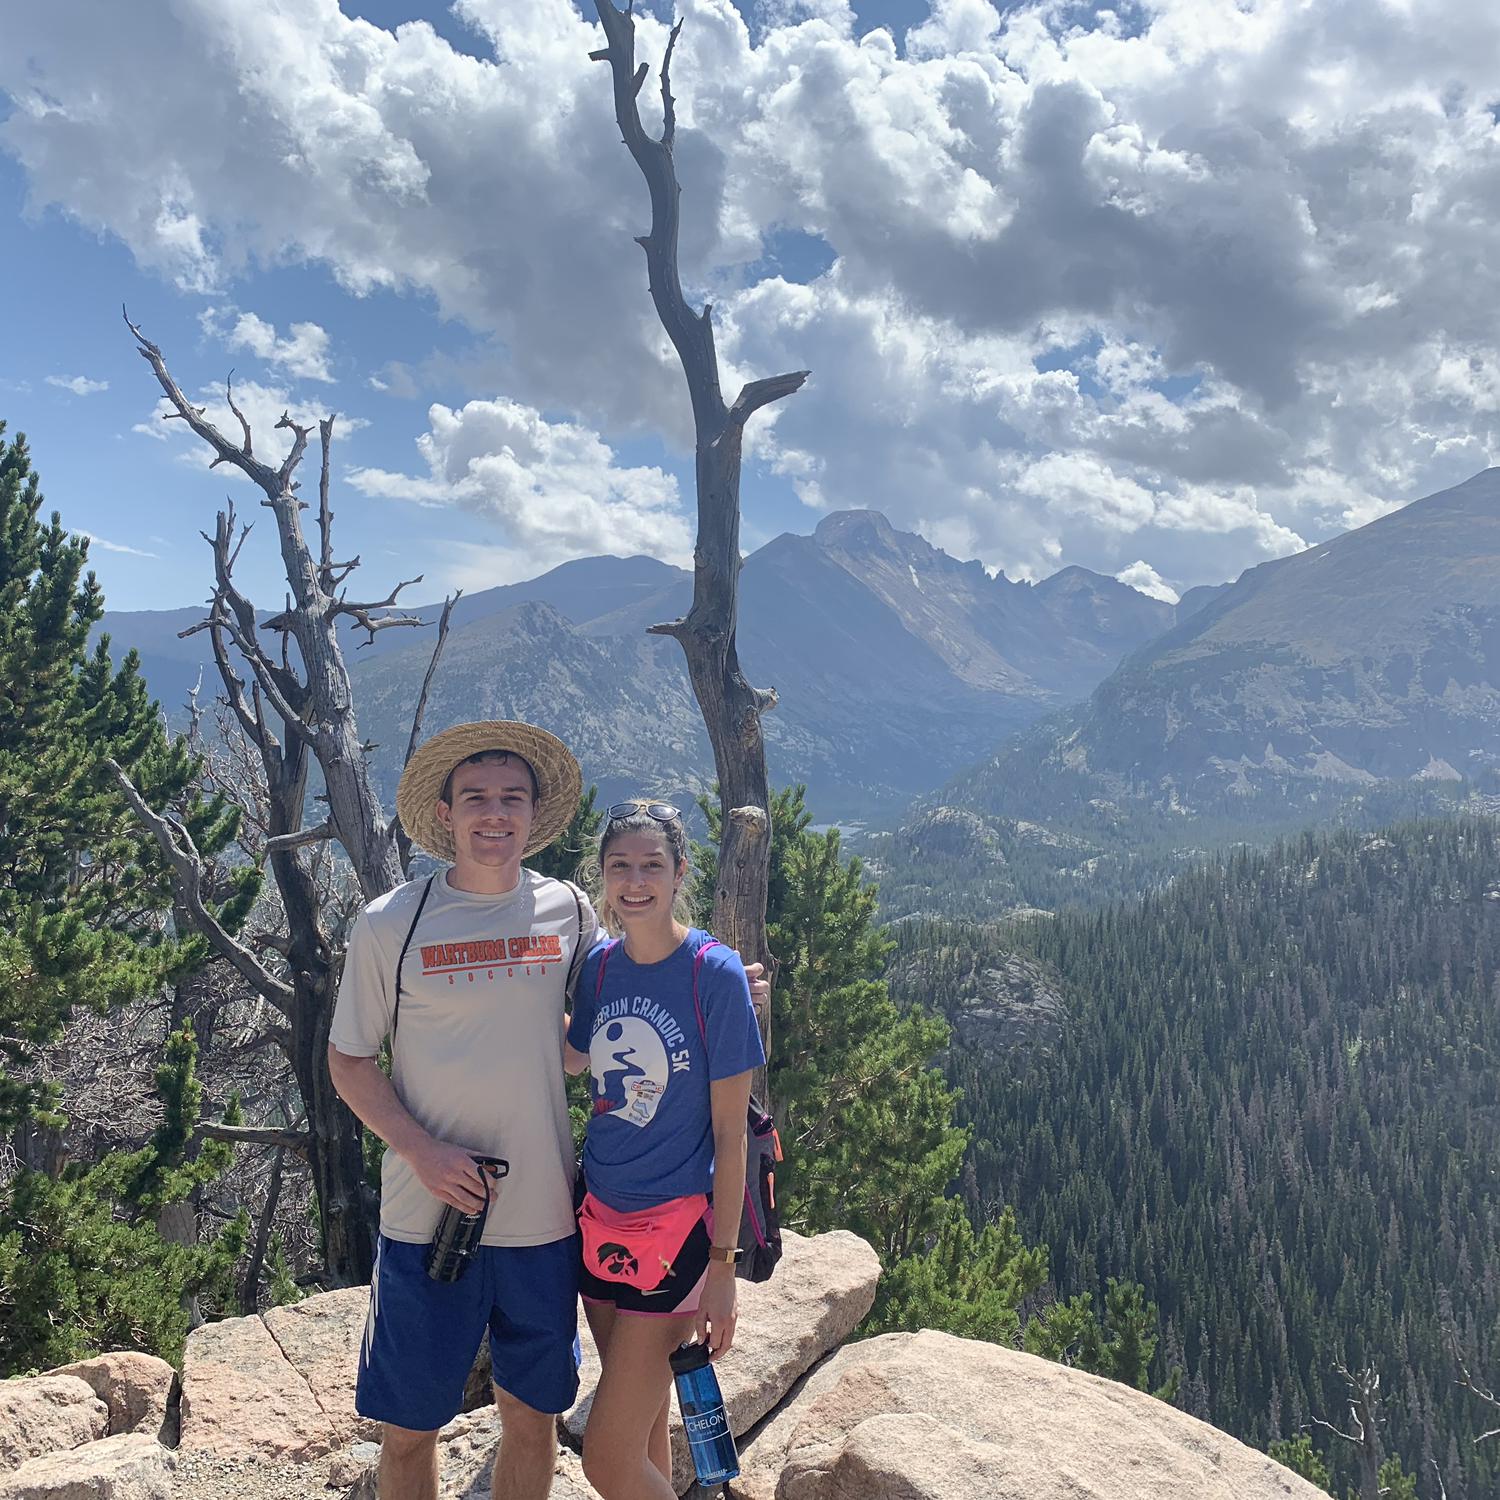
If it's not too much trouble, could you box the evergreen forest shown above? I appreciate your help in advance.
[893,819,1500,1498]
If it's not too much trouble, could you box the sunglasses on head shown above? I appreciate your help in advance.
[606,800,680,824]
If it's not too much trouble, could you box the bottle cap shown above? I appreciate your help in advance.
[669,1342,712,1375]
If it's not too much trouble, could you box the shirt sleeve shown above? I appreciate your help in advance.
[329,905,396,1058]
[702,948,767,1082]
[564,888,610,1000]
[566,945,603,1052]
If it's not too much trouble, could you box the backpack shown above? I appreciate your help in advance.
[593,936,783,1283]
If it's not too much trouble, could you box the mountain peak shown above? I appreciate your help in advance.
[813,509,902,550]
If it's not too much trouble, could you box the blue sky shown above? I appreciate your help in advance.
[0,0,930,614]
[3,0,1498,615]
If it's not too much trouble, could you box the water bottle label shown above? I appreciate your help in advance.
[685,1407,728,1437]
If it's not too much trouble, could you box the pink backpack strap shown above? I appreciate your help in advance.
[690,938,721,1046]
[594,939,622,1002]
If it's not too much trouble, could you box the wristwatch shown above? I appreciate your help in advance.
[707,1244,743,1266]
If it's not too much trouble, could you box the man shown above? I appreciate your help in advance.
[329,721,766,1500]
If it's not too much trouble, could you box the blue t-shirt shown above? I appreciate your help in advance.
[567,928,766,1212]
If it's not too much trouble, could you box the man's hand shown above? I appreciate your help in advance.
[696,1263,739,1360]
[406,1138,494,1214]
[743,960,771,1015]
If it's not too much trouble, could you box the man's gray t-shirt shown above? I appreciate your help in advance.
[330,869,597,1248]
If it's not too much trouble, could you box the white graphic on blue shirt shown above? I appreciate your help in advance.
[590,1015,670,1128]
[568,931,766,1211]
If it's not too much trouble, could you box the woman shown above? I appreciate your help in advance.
[564,800,765,1500]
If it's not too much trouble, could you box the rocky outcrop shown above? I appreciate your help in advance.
[0,1432,173,1500]
[435,1410,593,1500]
[732,1328,1326,1500]
[178,1312,331,1462]
[262,1293,382,1448]
[565,1229,881,1493]
[0,1375,108,1471]
[4,1230,1328,1500]
[49,1356,176,1445]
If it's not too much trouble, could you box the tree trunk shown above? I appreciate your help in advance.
[121,318,454,1286]
[592,1,809,1105]
[292,970,374,1286]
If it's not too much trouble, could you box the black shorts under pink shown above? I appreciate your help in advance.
[578,1200,714,1316]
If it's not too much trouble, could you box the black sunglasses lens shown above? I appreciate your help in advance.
[606,801,679,823]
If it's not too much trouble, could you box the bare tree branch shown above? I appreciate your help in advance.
[335,575,425,617]
[394,590,461,873]
[239,1143,288,1313]
[106,758,295,1016]
[225,371,253,457]
[317,416,335,588]
[730,371,811,426]
[660,18,682,147]
[1313,1365,1384,1500]
[349,612,424,646]
[1452,1342,1500,1444]
[198,1121,310,1153]
[273,412,311,495]
[403,591,460,771]
[265,821,333,855]
[126,308,285,494]
[333,573,427,645]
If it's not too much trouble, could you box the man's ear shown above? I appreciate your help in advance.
[436,800,452,830]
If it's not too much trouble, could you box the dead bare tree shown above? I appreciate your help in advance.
[591,1,808,1100]
[1452,1344,1500,1447]
[1313,1363,1385,1500]
[110,312,459,1284]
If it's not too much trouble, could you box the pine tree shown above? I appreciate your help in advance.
[1021,1277,1181,1400]
[699,786,965,1261]
[529,785,603,885]
[1269,1435,1334,1491]
[0,1020,244,1372]
[0,422,233,1127]
[865,1201,1048,1342]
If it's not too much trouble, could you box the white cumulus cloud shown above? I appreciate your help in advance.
[5,0,1500,587]
[201,308,336,383]
[346,396,691,578]
[1114,560,1180,606]
[46,374,109,395]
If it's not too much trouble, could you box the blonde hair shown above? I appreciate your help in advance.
[588,805,696,934]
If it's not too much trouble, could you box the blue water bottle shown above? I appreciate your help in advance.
[670,1342,739,1487]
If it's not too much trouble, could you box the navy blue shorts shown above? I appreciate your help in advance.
[356,1232,581,1431]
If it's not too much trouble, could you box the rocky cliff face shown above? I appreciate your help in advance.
[952,467,1500,820]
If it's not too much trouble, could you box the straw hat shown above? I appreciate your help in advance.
[397,720,582,862]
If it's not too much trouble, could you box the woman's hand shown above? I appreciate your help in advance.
[696,1263,739,1359]
[743,961,771,1015]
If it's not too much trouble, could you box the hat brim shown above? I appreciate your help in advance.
[396,720,582,863]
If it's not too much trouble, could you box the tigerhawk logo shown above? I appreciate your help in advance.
[597,1242,639,1278]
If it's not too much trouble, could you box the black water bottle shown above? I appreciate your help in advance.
[426,1155,507,1283]
[670,1341,739,1486]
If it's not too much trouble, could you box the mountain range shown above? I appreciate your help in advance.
[953,466,1500,817]
[869,468,1500,917]
[102,467,1500,855]
[99,511,1177,818]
